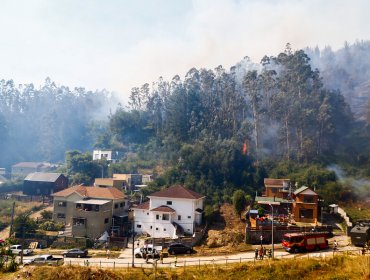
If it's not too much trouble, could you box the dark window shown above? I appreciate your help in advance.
[187,216,191,219]
[156,227,159,231]
[120,202,124,207]
[57,201,66,207]
[57,213,65,218]
[76,203,81,209]
[104,218,109,224]
[137,224,142,228]
[115,204,119,209]
[163,228,166,231]
[166,201,172,205]
[271,188,277,193]
[300,209,314,219]
[156,214,160,220]
[150,226,152,229]
[178,215,181,220]
[303,196,314,203]
[162,214,169,220]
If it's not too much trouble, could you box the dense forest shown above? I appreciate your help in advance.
[1,42,370,205]
[0,78,117,167]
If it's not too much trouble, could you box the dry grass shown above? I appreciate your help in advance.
[4,255,369,280]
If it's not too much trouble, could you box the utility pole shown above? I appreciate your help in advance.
[8,201,15,238]
[131,221,135,267]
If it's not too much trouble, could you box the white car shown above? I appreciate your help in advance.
[9,245,33,256]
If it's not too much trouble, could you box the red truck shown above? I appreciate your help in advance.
[282,232,329,253]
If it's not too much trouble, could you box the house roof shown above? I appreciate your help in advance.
[294,186,317,196]
[149,185,204,200]
[264,178,290,188]
[151,205,176,213]
[12,162,45,168]
[131,200,150,210]
[24,172,63,183]
[52,185,124,200]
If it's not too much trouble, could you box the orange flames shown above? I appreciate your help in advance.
[242,140,247,155]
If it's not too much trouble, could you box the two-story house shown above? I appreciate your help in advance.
[292,186,319,223]
[132,185,205,239]
[52,186,129,239]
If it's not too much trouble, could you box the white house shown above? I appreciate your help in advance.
[131,185,205,239]
[93,150,122,163]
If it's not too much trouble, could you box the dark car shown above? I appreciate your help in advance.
[63,248,88,258]
[167,243,192,255]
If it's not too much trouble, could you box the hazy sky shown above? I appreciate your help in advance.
[0,0,369,100]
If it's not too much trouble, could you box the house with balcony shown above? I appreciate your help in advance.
[131,185,205,239]
[255,178,319,224]
[52,185,129,239]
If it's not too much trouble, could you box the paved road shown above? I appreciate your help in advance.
[20,244,364,269]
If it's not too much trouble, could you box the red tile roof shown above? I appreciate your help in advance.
[149,185,204,200]
[131,200,150,210]
[151,205,176,213]
[52,185,124,200]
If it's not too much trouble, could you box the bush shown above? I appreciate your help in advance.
[40,210,53,220]
[39,221,64,231]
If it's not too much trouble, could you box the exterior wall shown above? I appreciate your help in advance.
[94,178,126,190]
[292,195,318,223]
[265,187,284,198]
[112,198,129,215]
[133,208,176,238]
[133,196,205,238]
[53,193,83,224]
[93,150,113,161]
[72,202,113,239]
[54,175,68,192]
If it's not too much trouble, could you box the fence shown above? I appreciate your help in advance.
[63,248,370,270]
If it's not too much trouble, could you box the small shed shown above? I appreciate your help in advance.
[329,204,339,214]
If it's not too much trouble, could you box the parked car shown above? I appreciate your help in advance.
[24,254,64,266]
[62,248,88,258]
[9,245,33,256]
[134,245,161,259]
[167,243,193,255]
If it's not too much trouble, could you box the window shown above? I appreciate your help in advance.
[57,213,65,219]
[156,227,159,231]
[178,215,181,221]
[120,202,124,207]
[166,201,172,205]
[271,188,277,194]
[150,226,152,229]
[57,201,66,207]
[76,203,81,209]
[163,228,166,231]
[94,205,100,212]
[104,218,109,224]
[187,216,191,219]
[73,218,85,226]
[115,204,119,209]
[147,212,149,215]
[303,196,314,203]
[162,214,169,221]
[156,214,160,220]
[137,224,142,228]
[300,209,313,219]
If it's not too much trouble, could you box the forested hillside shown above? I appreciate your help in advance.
[99,44,370,204]
[0,78,117,167]
[0,43,369,205]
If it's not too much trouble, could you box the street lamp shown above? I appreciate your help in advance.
[258,201,280,259]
